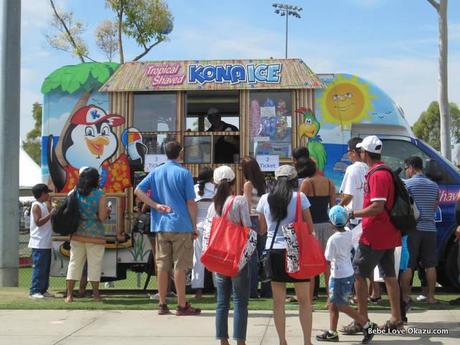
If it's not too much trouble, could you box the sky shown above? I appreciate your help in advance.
[20,0,460,140]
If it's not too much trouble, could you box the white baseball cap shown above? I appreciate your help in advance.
[213,165,235,184]
[356,135,383,154]
[275,165,298,180]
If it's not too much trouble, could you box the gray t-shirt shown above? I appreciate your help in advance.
[206,195,252,228]
[256,192,311,250]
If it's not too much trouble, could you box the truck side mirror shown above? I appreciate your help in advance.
[425,159,443,183]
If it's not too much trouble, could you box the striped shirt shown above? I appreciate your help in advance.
[404,174,440,232]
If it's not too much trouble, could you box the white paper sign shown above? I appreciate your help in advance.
[144,154,167,172]
[260,106,276,118]
[256,155,279,172]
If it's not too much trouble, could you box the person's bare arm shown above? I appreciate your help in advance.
[187,199,198,239]
[353,200,385,218]
[339,194,353,207]
[32,204,53,227]
[243,181,253,212]
[302,208,315,235]
[258,213,267,235]
[134,188,171,213]
[98,195,110,222]
[329,180,337,207]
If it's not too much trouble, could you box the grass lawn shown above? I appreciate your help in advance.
[6,267,459,311]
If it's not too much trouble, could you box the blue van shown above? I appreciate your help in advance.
[314,73,460,289]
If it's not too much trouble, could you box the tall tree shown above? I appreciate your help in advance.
[412,101,460,151]
[106,0,173,63]
[22,103,43,165]
[46,0,92,63]
[426,0,450,160]
[95,20,119,62]
[106,0,126,63]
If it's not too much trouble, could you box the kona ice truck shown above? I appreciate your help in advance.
[40,59,460,289]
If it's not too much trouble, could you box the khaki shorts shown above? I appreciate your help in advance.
[155,232,194,272]
[66,240,105,282]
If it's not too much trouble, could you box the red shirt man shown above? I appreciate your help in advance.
[360,162,401,250]
[349,135,403,330]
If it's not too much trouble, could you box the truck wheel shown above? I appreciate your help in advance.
[445,242,460,291]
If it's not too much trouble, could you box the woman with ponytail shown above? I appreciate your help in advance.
[205,165,252,345]
[241,156,271,298]
[257,165,315,345]
[192,167,215,298]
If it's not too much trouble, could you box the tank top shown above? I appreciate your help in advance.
[306,178,331,224]
[28,201,53,249]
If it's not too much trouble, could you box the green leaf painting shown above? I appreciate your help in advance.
[41,62,119,95]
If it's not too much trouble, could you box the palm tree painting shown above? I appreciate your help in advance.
[41,62,132,194]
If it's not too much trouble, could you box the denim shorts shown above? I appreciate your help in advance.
[328,275,354,305]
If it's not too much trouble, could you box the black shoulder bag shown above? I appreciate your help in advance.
[259,220,281,283]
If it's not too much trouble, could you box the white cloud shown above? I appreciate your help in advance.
[45,112,71,136]
[349,55,460,125]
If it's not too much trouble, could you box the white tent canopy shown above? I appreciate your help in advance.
[20,148,42,189]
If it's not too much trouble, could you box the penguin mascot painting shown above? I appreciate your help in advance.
[47,105,132,193]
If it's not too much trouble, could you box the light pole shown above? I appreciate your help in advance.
[273,3,302,58]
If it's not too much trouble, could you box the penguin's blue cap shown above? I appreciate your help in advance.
[329,205,348,227]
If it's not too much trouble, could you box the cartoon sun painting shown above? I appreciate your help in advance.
[318,74,375,128]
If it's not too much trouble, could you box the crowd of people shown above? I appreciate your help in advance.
[28,135,458,344]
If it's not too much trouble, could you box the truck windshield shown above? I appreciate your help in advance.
[381,139,456,184]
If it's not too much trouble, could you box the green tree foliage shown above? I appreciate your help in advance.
[46,0,90,63]
[412,101,460,150]
[106,0,174,62]
[22,103,43,165]
[95,20,119,62]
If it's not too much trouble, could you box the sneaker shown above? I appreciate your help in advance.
[416,294,427,302]
[42,291,53,298]
[341,320,363,335]
[158,303,171,315]
[29,293,44,299]
[316,330,339,342]
[362,322,377,344]
[176,302,201,316]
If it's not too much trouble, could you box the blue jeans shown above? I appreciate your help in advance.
[30,248,51,295]
[215,264,250,341]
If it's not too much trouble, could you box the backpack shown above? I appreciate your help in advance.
[51,190,80,235]
[370,165,417,236]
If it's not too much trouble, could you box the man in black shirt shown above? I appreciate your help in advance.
[206,108,238,132]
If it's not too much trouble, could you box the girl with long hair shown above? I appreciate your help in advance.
[241,156,271,298]
[299,159,336,300]
[257,165,315,345]
[65,168,115,302]
[206,166,252,345]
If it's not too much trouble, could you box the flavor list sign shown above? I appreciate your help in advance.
[145,63,186,87]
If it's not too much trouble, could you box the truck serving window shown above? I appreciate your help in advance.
[133,93,177,132]
[249,90,292,159]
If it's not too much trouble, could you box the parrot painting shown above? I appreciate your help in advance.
[297,108,327,172]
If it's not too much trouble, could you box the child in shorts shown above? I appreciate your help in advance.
[316,205,377,344]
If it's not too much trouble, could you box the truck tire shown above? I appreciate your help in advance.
[446,242,460,291]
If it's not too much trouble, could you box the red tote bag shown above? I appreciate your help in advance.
[200,197,250,277]
[287,192,327,279]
